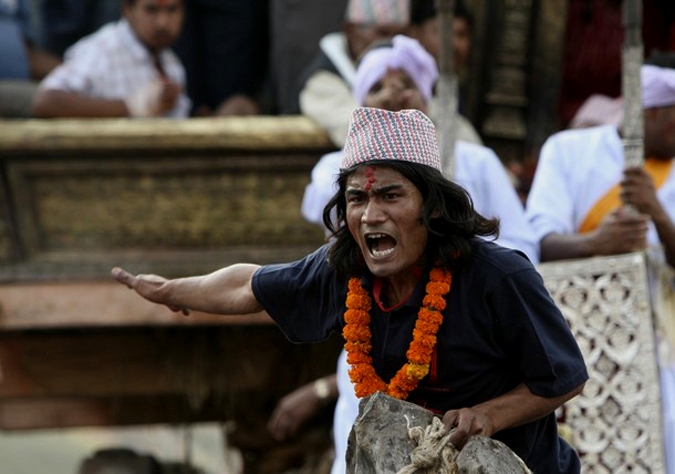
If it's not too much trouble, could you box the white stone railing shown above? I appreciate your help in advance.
[538,252,666,472]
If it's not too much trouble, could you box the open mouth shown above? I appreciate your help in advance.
[366,233,397,258]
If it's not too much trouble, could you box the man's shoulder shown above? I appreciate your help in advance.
[261,244,333,274]
[296,36,343,89]
[466,239,535,279]
[454,141,507,180]
[545,124,617,148]
[455,140,499,163]
[63,22,121,58]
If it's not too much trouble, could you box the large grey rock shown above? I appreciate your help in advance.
[346,392,531,474]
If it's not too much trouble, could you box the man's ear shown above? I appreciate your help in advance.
[430,208,441,219]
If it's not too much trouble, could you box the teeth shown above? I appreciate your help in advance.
[372,248,394,258]
[367,233,388,239]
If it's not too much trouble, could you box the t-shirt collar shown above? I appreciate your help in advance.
[362,265,427,312]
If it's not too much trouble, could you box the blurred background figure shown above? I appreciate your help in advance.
[568,93,624,129]
[408,0,473,115]
[77,448,163,474]
[294,0,410,147]
[558,0,675,128]
[0,0,60,117]
[173,0,268,117]
[269,0,348,115]
[37,0,121,57]
[32,0,190,118]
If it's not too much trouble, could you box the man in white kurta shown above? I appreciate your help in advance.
[526,64,675,474]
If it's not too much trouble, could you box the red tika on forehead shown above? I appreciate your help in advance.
[364,166,377,190]
[342,107,441,171]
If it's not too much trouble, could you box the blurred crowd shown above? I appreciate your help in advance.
[3,1,675,474]
[2,0,675,128]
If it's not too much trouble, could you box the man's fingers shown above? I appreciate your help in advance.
[111,267,135,289]
[167,304,190,316]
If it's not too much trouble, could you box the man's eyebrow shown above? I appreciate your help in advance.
[371,183,404,195]
[346,183,404,195]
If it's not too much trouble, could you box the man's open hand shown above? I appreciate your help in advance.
[111,267,189,315]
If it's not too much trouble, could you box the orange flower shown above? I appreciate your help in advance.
[342,267,452,400]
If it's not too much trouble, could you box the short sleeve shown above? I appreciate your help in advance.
[252,245,346,343]
[489,268,589,397]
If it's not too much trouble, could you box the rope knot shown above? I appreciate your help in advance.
[396,416,458,474]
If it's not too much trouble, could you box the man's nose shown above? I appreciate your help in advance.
[155,11,173,28]
[361,200,385,223]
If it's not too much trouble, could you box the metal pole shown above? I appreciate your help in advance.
[621,0,644,170]
[435,0,458,179]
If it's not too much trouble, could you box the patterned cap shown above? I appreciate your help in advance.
[346,0,410,25]
[342,107,441,170]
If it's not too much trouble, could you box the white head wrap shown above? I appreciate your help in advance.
[570,94,624,129]
[352,35,438,106]
[642,64,675,109]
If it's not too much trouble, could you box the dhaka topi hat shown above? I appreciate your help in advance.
[342,107,441,171]
[353,35,438,106]
[345,0,410,25]
[642,64,675,109]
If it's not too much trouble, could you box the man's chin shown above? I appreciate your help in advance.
[364,258,398,278]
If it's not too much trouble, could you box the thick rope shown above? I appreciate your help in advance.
[396,416,459,474]
[396,416,532,474]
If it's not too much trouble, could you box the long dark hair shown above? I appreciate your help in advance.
[324,161,499,277]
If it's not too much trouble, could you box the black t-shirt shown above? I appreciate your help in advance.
[252,239,589,473]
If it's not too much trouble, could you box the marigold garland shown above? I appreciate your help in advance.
[342,267,452,400]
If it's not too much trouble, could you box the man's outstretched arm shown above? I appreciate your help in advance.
[111,264,264,316]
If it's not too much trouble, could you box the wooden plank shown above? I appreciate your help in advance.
[3,153,326,265]
[0,116,334,154]
[0,116,335,275]
[0,280,271,329]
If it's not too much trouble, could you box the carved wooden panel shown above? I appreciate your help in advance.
[538,253,665,472]
[7,156,323,252]
[0,117,334,280]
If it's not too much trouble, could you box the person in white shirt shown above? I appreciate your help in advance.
[526,63,675,474]
[32,0,190,118]
[295,0,410,147]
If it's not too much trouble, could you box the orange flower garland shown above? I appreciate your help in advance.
[343,267,452,400]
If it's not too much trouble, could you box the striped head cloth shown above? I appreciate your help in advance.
[342,107,441,171]
[345,0,410,25]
